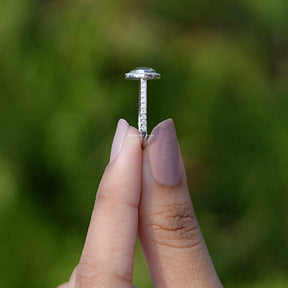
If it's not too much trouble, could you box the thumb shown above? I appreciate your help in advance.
[138,119,222,288]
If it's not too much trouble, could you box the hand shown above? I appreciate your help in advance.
[58,119,222,288]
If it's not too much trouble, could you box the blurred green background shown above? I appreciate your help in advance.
[0,0,288,287]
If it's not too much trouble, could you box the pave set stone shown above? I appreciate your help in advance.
[139,79,147,133]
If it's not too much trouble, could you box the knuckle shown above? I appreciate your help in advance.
[75,262,101,288]
[96,185,138,211]
[75,261,131,287]
[109,269,132,285]
[150,202,203,249]
[96,192,114,208]
[97,181,119,203]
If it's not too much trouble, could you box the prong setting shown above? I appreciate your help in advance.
[125,67,160,80]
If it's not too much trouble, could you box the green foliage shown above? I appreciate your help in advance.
[0,0,288,287]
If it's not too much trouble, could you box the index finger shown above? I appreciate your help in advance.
[75,119,142,288]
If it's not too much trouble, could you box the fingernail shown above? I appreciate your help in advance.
[109,119,129,163]
[148,119,182,186]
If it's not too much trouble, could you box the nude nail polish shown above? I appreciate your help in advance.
[109,119,129,163]
[148,119,182,186]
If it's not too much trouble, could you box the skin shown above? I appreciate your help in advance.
[58,120,222,288]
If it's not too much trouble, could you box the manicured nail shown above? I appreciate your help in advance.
[148,119,182,186]
[109,119,129,163]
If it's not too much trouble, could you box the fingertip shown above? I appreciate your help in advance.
[115,125,142,167]
[109,118,130,164]
[146,118,182,186]
[126,125,142,144]
[109,119,142,168]
[148,118,175,146]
